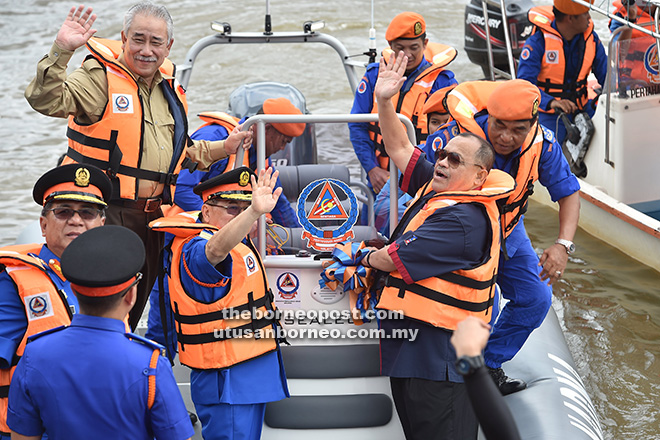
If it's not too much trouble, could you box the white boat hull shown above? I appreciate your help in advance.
[532,179,660,273]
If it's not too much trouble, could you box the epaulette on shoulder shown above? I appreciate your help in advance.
[125,333,167,357]
[365,62,379,73]
[541,125,555,143]
[27,325,67,343]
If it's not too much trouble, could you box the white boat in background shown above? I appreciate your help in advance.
[470,0,660,274]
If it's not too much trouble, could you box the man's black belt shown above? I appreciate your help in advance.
[113,197,163,213]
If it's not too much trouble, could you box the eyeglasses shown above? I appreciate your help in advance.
[45,207,104,221]
[435,149,484,170]
[120,272,143,297]
[207,203,248,216]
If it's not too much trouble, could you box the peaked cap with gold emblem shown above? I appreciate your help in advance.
[194,166,256,202]
[32,164,112,207]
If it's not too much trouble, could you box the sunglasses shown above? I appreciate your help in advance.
[207,203,248,216]
[45,207,104,221]
[434,149,484,170]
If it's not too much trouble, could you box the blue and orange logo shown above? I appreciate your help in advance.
[276,272,300,300]
[29,295,48,317]
[297,179,358,251]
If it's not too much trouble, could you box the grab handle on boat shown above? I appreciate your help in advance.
[558,111,580,145]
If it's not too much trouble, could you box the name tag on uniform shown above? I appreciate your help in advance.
[112,93,134,114]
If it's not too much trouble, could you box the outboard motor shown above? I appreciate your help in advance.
[228,81,318,166]
[464,0,535,77]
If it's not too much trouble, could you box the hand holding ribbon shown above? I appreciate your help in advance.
[319,241,377,325]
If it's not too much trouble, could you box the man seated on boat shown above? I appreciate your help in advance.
[148,167,288,440]
[517,0,607,145]
[0,164,110,439]
[373,84,457,237]
[7,225,194,440]
[609,0,660,90]
[360,52,516,440]
[171,97,304,227]
[24,3,252,332]
[146,97,305,354]
[349,11,458,197]
[423,78,581,395]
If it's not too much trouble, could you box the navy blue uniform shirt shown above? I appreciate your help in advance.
[8,314,193,440]
[380,149,490,382]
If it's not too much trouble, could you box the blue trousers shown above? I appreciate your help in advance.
[484,232,552,369]
[145,275,178,360]
[195,401,266,440]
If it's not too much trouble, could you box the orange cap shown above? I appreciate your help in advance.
[385,12,426,41]
[422,85,457,115]
[487,79,541,121]
[262,98,305,138]
[554,0,594,15]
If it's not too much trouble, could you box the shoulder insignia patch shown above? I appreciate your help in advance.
[357,79,368,94]
[541,125,555,143]
[521,47,531,61]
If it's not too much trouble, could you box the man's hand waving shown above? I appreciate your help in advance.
[55,5,97,51]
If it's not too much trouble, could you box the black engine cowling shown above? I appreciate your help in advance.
[464,0,535,77]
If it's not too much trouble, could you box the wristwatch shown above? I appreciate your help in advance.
[555,238,576,254]
[455,354,485,376]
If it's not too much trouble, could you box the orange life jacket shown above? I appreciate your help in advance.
[149,213,278,369]
[610,2,660,83]
[370,43,458,169]
[64,38,189,204]
[445,80,545,238]
[0,245,72,434]
[197,111,240,132]
[528,6,597,110]
[377,169,515,330]
[611,1,654,39]
[196,112,250,172]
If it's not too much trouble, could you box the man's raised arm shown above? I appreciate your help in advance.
[374,51,416,172]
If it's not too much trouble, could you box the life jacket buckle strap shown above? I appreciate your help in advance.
[181,157,198,173]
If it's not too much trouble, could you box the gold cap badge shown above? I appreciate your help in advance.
[532,98,539,118]
[414,22,423,36]
[74,168,91,187]
[239,171,250,187]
